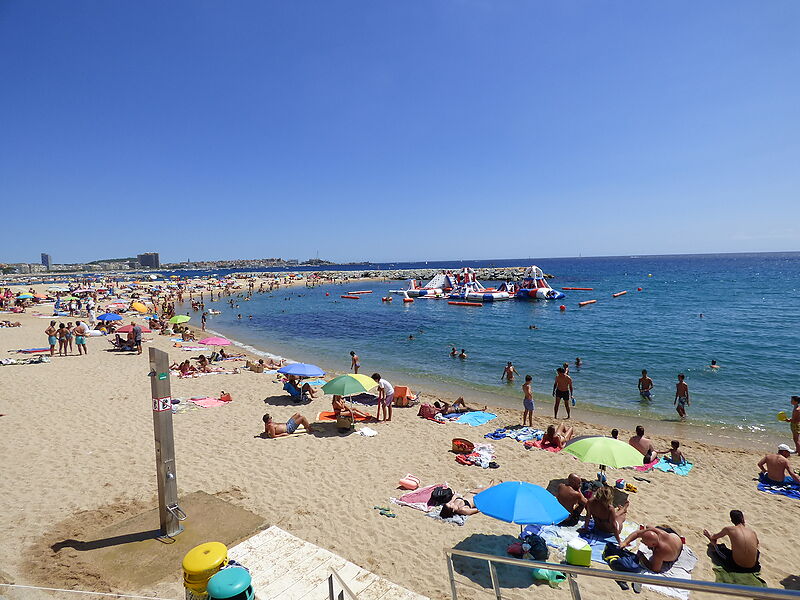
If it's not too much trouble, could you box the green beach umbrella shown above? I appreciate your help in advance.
[562,436,644,469]
[169,315,191,324]
[61,296,78,301]
[321,374,377,396]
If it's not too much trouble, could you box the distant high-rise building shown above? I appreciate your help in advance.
[137,252,160,268]
[41,253,52,270]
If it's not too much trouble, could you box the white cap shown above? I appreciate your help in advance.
[778,443,792,453]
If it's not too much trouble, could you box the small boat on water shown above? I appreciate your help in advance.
[448,268,512,302]
[514,266,565,300]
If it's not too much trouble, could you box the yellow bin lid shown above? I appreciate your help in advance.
[183,542,228,586]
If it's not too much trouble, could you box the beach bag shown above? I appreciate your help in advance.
[220,392,232,403]
[523,534,549,561]
[532,568,566,588]
[336,414,354,432]
[418,403,438,420]
[452,438,475,454]
[430,486,453,505]
[507,542,524,558]
[603,543,642,573]
[398,474,420,490]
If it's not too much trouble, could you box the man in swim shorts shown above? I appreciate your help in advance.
[703,510,761,573]
[790,396,800,455]
[522,375,534,426]
[262,412,313,437]
[621,526,684,573]
[638,369,654,400]
[674,373,690,420]
[45,320,57,357]
[552,367,573,419]
[74,320,88,355]
[757,444,800,485]
[629,425,658,464]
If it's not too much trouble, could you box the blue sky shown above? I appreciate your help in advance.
[1,1,798,264]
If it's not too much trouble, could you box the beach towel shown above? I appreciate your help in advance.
[523,520,640,564]
[484,427,543,442]
[523,439,563,453]
[316,411,373,423]
[390,483,448,512]
[712,566,766,587]
[425,505,468,526]
[757,474,800,499]
[638,545,698,600]
[357,426,378,437]
[453,411,497,427]
[654,458,694,476]
[189,396,232,408]
[302,379,326,386]
[17,348,50,354]
[634,458,660,472]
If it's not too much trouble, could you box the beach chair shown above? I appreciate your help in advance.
[283,381,309,402]
[393,386,412,407]
[108,335,135,352]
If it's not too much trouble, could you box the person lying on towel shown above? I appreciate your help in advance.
[434,397,487,415]
[758,444,800,485]
[332,395,372,420]
[262,413,313,438]
[619,526,683,573]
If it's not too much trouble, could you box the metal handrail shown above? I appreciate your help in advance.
[328,567,358,600]
[445,548,800,600]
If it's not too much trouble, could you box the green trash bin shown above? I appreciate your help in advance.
[206,567,254,600]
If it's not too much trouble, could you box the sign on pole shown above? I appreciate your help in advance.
[149,347,186,537]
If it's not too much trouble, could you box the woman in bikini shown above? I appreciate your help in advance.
[332,395,373,421]
[57,322,69,356]
[439,482,495,518]
[541,423,574,449]
[65,322,74,354]
[584,485,629,544]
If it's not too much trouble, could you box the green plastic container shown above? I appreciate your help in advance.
[206,567,254,600]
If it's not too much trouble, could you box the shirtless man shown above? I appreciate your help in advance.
[629,425,658,463]
[555,473,586,526]
[502,361,519,382]
[674,373,690,420]
[262,412,313,437]
[552,367,573,419]
[620,526,683,573]
[703,510,761,573]
[74,320,88,355]
[757,444,800,485]
[522,375,534,426]
[584,486,628,543]
[638,369,654,400]
[45,321,57,356]
[790,396,800,455]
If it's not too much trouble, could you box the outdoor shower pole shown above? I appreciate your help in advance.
[149,347,185,537]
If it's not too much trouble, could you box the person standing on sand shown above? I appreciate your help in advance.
[552,367,573,419]
[350,350,360,374]
[789,396,800,455]
[638,369,654,400]
[57,322,69,356]
[372,372,394,422]
[502,361,519,383]
[74,320,88,355]
[703,510,761,573]
[45,321,57,356]
[132,322,143,355]
[674,373,690,420]
[522,375,534,426]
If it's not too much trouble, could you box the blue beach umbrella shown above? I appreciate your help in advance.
[474,481,569,526]
[277,363,325,378]
[96,313,123,322]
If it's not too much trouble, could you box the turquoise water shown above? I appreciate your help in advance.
[198,253,800,432]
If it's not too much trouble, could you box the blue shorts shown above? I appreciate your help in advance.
[286,417,298,434]
[48,336,57,345]
[76,336,85,345]
[523,398,534,411]
[640,390,652,399]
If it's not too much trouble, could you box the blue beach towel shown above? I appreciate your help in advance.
[654,457,694,476]
[757,473,800,499]
[454,411,497,427]
[303,379,326,386]
[484,426,543,441]
[523,521,640,564]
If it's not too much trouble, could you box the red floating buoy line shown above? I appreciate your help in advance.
[340,295,360,299]
[448,301,483,307]
[578,300,597,307]
[612,291,627,298]
[562,287,593,291]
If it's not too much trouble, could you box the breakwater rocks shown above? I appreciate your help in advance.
[312,268,555,282]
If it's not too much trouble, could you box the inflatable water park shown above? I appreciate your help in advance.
[392,266,564,305]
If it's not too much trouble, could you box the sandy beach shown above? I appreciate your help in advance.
[1,284,799,600]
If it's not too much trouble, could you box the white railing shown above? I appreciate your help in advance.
[445,548,800,600]
[327,568,358,600]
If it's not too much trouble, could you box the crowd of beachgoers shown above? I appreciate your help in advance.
[1,273,799,598]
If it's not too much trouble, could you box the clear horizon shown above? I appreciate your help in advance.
[2,1,798,265]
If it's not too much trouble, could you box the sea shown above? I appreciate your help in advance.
[187,253,799,434]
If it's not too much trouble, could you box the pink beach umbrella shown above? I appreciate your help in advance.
[199,336,231,346]
[117,324,152,334]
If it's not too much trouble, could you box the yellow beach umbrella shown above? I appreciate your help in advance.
[131,302,148,313]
